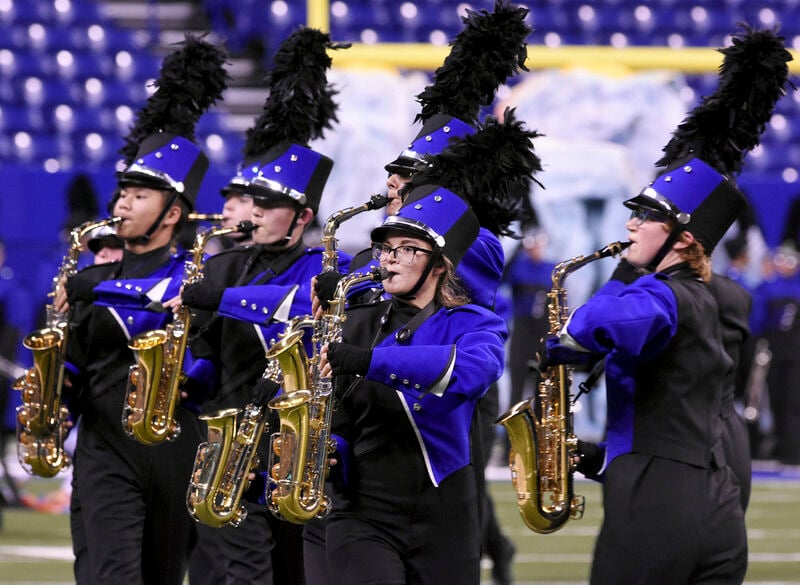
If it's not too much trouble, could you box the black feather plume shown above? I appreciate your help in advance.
[120,34,229,166]
[243,28,347,159]
[657,23,793,176]
[407,107,543,237]
[415,0,530,126]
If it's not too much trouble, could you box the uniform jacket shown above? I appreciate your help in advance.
[550,264,729,476]
[190,244,351,409]
[332,299,507,486]
[65,247,212,403]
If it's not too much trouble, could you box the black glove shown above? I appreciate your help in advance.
[575,439,604,477]
[610,258,641,285]
[66,274,96,305]
[182,281,225,311]
[315,271,344,311]
[327,342,372,376]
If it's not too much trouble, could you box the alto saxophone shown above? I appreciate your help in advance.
[268,268,386,523]
[187,323,310,527]
[497,240,630,534]
[15,216,122,477]
[267,193,389,524]
[123,220,256,445]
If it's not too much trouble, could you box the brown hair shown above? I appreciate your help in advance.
[435,256,471,308]
[661,223,712,282]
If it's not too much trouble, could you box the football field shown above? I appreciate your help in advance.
[0,465,798,584]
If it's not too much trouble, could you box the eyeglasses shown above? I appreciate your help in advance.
[629,208,670,226]
[371,242,433,264]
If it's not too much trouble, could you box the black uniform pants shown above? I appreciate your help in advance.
[325,464,480,585]
[591,453,747,585]
[72,391,202,585]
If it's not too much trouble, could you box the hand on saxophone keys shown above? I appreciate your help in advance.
[53,275,69,314]
[161,286,184,314]
[318,343,332,378]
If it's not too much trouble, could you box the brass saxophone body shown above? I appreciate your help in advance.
[123,220,255,446]
[268,268,386,523]
[266,194,388,524]
[497,240,630,534]
[14,217,122,477]
[187,318,311,527]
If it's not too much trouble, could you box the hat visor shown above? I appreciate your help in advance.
[220,183,252,198]
[118,171,173,193]
[252,191,302,209]
[623,192,675,215]
[384,156,421,176]
[370,222,435,247]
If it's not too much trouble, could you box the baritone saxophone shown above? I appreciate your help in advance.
[123,220,256,445]
[497,240,630,534]
[14,216,121,477]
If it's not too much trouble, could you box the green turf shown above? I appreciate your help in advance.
[1,479,798,583]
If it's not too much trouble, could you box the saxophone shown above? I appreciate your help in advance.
[496,240,630,534]
[186,323,310,527]
[123,220,256,445]
[267,268,386,523]
[14,216,122,477]
[266,193,389,524]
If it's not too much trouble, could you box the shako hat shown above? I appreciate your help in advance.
[625,24,792,254]
[118,35,229,209]
[225,28,345,214]
[385,0,531,175]
[373,108,543,266]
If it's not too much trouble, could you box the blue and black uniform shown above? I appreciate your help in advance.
[549,263,747,585]
[187,241,350,585]
[66,246,210,585]
[325,297,506,585]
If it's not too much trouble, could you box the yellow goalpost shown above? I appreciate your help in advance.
[306,0,800,73]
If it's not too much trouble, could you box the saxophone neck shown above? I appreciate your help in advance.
[329,267,387,313]
[321,194,390,272]
[188,221,256,281]
[552,241,631,288]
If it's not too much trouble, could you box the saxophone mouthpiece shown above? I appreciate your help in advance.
[367,193,390,210]
[237,220,256,234]
[599,241,632,258]
[372,266,390,281]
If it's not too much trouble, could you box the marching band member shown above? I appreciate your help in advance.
[313,103,541,585]
[310,5,532,583]
[165,28,349,585]
[56,36,228,585]
[319,182,504,585]
[546,25,791,584]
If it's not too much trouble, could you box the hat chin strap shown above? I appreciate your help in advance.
[127,191,180,246]
[258,207,302,251]
[645,227,682,272]
[395,249,440,301]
